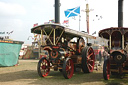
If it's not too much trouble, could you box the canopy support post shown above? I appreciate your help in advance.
[41,29,43,46]
[54,29,56,45]
[109,35,111,49]
[122,34,124,49]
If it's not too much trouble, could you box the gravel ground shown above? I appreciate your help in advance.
[0,59,128,85]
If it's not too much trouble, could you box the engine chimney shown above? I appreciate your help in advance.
[55,0,60,23]
[118,0,123,27]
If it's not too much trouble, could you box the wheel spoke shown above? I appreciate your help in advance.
[87,59,94,63]
[87,55,94,63]
[66,66,69,71]
[88,63,93,69]
[66,61,72,71]
[88,53,93,58]
[43,69,46,75]
[89,60,94,62]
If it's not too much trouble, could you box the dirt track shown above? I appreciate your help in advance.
[0,60,128,85]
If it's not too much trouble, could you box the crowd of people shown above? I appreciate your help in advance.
[95,46,109,70]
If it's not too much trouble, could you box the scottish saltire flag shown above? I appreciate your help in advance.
[64,6,80,18]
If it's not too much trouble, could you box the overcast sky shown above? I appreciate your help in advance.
[0,0,128,44]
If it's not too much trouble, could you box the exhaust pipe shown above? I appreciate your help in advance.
[55,0,60,23]
[118,0,123,27]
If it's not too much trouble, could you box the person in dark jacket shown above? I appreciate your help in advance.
[103,47,109,61]
[98,50,102,66]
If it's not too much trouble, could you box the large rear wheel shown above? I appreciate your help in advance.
[62,58,74,79]
[103,59,110,80]
[82,46,95,73]
[37,58,50,77]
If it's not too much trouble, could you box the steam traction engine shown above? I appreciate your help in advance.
[31,24,95,79]
[99,27,128,80]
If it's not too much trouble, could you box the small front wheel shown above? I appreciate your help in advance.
[37,58,50,77]
[62,58,74,79]
[103,59,110,80]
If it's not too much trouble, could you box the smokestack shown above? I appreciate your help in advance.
[55,0,60,23]
[118,0,123,27]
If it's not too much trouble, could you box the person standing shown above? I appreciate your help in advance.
[99,50,102,66]
[103,47,109,61]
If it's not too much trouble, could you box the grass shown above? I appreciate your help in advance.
[0,59,128,85]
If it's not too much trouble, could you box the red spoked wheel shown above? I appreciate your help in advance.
[82,46,95,73]
[37,58,50,77]
[103,59,110,80]
[62,58,74,79]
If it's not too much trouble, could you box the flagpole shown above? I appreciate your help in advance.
[86,3,89,34]
[82,1,93,34]
[79,15,81,31]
